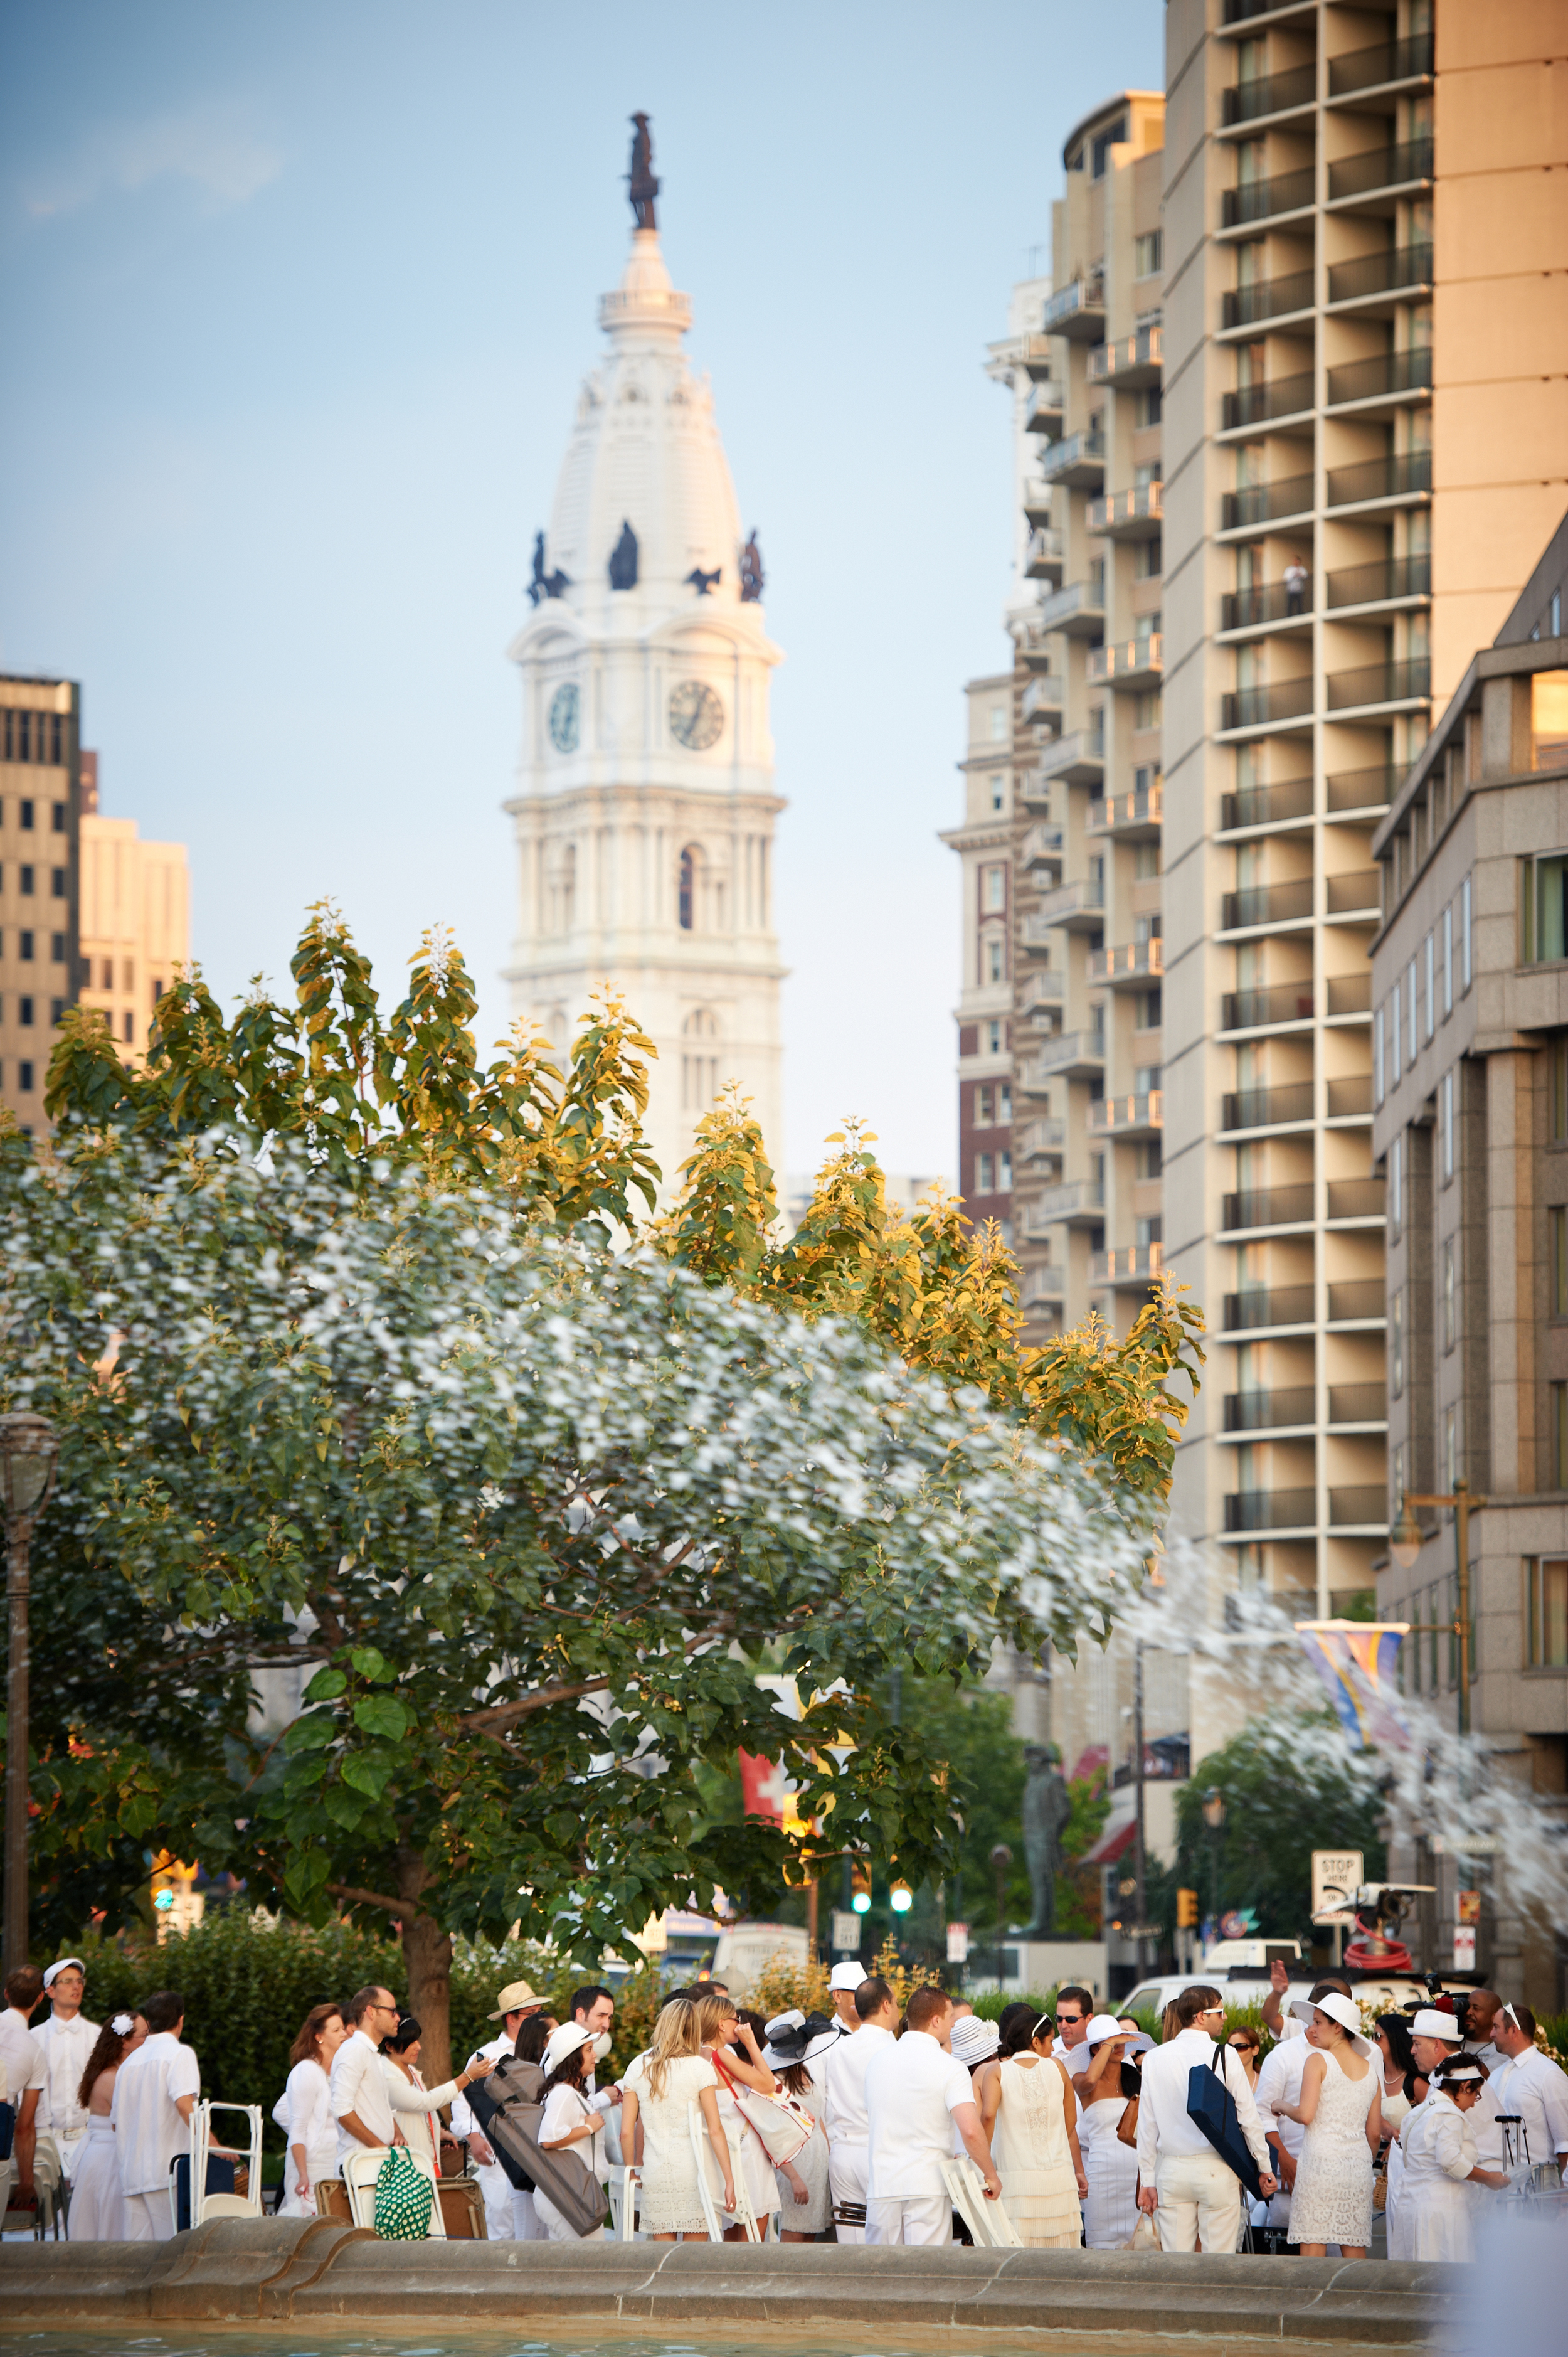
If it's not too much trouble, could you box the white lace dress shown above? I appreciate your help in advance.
[1288,2048,1376,2249]
[1078,2094,1139,2249]
[991,2055,1081,2248]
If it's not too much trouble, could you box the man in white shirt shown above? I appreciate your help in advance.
[1051,1986,1092,2069]
[1475,2003,1568,2171]
[1135,1984,1274,2253]
[822,1973,898,2243]
[829,1961,866,2034]
[864,1984,1000,2245]
[329,1982,487,2180]
[110,1989,201,2240]
[449,1976,546,2242]
[1261,1959,1352,2045]
[0,1966,47,2214]
[35,1957,98,2181]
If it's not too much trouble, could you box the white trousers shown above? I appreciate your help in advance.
[533,2188,608,2242]
[829,2142,868,2244]
[122,2189,177,2243]
[1153,2149,1242,2255]
[510,2185,548,2240]
[472,2157,516,2241]
[866,2195,950,2246]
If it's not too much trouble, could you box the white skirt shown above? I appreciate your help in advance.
[65,2122,125,2241]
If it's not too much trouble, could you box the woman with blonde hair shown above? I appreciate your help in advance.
[696,1991,797,2238]
[980,2008,1086,2247]
[620,1998,733,2240]
[65,2011,147,2240]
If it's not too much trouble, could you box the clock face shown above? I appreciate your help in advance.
[669,678,724,752]
[548,681,580,754]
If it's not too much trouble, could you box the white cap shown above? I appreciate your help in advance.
[829,1962,867,1994]
[1411,2007,1465,2043]
[43,1958,84,1989]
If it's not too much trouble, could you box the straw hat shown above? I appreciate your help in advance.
[486,1979,544,2019]
[1291,1991,1373,2055]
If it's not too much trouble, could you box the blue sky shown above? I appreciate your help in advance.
[0,0,1163,1175]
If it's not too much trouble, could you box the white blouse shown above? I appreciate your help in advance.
[283,2058,336,2156]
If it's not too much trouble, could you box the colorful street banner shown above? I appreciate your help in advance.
[1294,1619,1409,1750]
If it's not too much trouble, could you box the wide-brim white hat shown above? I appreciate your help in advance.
[1291,1993,1372,2055]
[829,1962,867,1993]
[950,2015,1000,2066]
[1411,2006,1465,2043]
[1085,2013,1152,2055]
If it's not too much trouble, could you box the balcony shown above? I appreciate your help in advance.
[1041,272,1106,339]
[1327,1176,1386,1221]
[1327,1278,1386,1324]
[1224,1386,1315,1432]
[1019,820,1064,871]
[1040,727,1106,785]
[1018,1117,1066,1159]
[1326,553,1431,611]
[1327,764,1399,813]
[1023,477,1058,524]
[1024,380,1066,436]
[1086,482,1163,540]
[1223,267,1316,330]
[1017,968,1066,1019]
[1222,164,1315,228]
[1326,348,1433,410]
[1024,524,1065,582]
[1221,1080,1315,1132]
[1088,782,1162,838]
[1037,1178,1106,1225]
[1220,676,1314,732]
[1220,775,1313,831]
[1225,1487,1316,1533]
[1328,136,1434,205]
[1022,1263,1067,1307]
[1221,579,1314,631]
[1088,938,1163,987]
[1327,243,1434,309]
[1222,370,1315,431]
[1034,876,1106,930]
[1326,972,1373,1017]
[1020,674,1063,727]
[1327,1074,1373,1117]
[1221,877,1314,930]
[1037,428,1107,489]
[1088,1090,1163,1140]
[1221,472,1315,531]
[1327,31,1434,98]
[1035,577,1106,636]
[1223,63,1316,126]
[1089,325,1163,388]
[1221,979,1315,1031]
[1091,1243,1165,1287]
[1088,633,1163,691]
[1330,1486,1387,1530]
[1328,1383,1387,1427]
[1223,1282,1315,1333]
[1032,1030,1107,1082]
[1326,449,1432,510]
[1325,868,1382,916]
[1221,1183,1316,1233]
[1222,0,1315,21]
[1326,657,1431,714]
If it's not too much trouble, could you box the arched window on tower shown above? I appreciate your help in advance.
[548,843,576,935]
[678,844,699,931]
[682,1006,721,1112]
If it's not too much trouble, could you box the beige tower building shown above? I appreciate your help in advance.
[1,673,79,1132]
[504,145,785,1193]
[1160,0,1568,1617]
[77,752,191,1065]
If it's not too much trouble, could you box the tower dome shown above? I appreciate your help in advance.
[502,119,785,1197]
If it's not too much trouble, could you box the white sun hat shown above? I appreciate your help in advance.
[1291,1991,1373,2055]
[829,1962,868,1993]
[950,2014,1001,2067]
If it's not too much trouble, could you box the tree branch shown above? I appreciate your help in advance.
[327,1879,413,1918]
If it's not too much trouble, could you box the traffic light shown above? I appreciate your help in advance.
[850,1859,872,1915]
[1176,1887,1199,1929]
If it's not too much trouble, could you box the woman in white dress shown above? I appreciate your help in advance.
[1074,2015,1144,2250]
[276,2003,348,2218]
[1275,1994,1381,2258]
[533,2026,609,2240]
[65,2011,146,2240]
[620,1998,733,2240]
[763,2012,837,2241]
[980,2009,1085,2248]
[699,1998,808,2239]
[1397,2056,1507,2262]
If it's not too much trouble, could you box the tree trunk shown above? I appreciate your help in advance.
[402,1907,455,2085]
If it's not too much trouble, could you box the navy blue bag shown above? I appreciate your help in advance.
[169,2151,236,2232]
[0,2100,13,2161]
[1186,2046,1264,2200]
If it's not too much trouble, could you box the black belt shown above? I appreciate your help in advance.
[832,2200,867,2226]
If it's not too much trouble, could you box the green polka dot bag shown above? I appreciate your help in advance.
[373,2146,435,2240]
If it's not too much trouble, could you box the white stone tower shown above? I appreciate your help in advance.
[503,122,785,1194]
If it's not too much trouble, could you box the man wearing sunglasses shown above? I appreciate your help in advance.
[331,1984,487,2166]
[1135,1985,1275,2252]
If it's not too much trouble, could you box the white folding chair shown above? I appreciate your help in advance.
[688,2106,766,2242]
[186,2101,265,2228]
[607,2162,642,2240]
[943,2156,1022,2248]
[344,2145,447,2238]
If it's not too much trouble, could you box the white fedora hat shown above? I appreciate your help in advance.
[1291,1992,1372,2055]
[829,1962,867,1993]
[1411,2006,1465,2042]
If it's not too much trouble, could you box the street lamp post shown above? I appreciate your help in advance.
[1201,1786,1226,1947]
[1391,1479,1484,1739]
[988,1842,1013,1983]
[1,1412,60,1977]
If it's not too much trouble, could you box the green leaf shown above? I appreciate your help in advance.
[304,1667,347,1702]
[341,1753,394,1799]
[352,1694,410,1742]
[324,1786,369,1831]
[283,1712,337,1753]
[350,1646,393,1683]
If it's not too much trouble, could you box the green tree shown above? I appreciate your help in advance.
[1166,1714,1387,1940]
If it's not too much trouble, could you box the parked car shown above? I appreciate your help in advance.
[710,1921,809,2000]
[1121,1966,1473,2026]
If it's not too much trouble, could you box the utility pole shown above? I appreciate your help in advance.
[1391,1479,1483,1738]
[1131,1638,1147,1975]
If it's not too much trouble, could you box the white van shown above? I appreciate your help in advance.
[709,1922,809,2000]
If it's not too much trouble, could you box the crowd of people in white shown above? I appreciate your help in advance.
[1,1950,1562,2259]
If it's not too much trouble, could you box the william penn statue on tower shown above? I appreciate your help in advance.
[627,112,659,230]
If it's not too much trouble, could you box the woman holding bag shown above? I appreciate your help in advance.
[697,1996,810,2238]
[763,2011,839,2240]
[533,2026,610,2240]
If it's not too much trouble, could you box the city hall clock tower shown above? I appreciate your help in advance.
[504,120,785,1193]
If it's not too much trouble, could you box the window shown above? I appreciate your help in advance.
[19,865,34,896]
[122,1011,134,1043]
[18,1060,33,1093]
[1133,693,1162,732]
[1140,387,1163,429]
[977,1154,995,1193]
[1135,538,1162,580]
[977,1084,994,1124]
[1134,839,1162,878]
[1443,1404,1458,1494]
[999,1083,1012,1122]
[19,996,34,1026]
[1443,902,1453,1016]
[50,932,63,964]
[1554,1206,1568,1317]
[1407,957,1418,1064]
[1391,1131,1404,1241]
[1391,1287,1406,1397]
[1137,988,1163,1030]
[1134,230,1163,276]
[1521,853,1568,963]
[1527,1558,1568,1666]
[1442,1237,1456,1350]
[51,801,65,833]
[986,1019,1003,1054]
[989,705,1007,742]
[1391,979,1402,1082]
[19,931,34,963]
[1424,933,1434,1038]
[991,775,1005,812]
[1375,1004,1385,1105]
[678,846,696,932]
[998,1149,1013,1192]
[1091,118,1127,177]
[1553,1036,1568,1142]
[987,934,1005,983]
[1461,874,1473,989]
[1555,1383,1568,1488]
[50,867,65,899]
[983,863,1007,912]
[681,1006,721,1111]
[1442,1068,1455,1182]
[1532,671,1568,770]
[19,799,34,830]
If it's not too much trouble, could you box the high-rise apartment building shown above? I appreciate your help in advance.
[1161,0,1568,1616]
[943,672,1019,1239]
[77,752,191,1066]
[1,674,80,1132]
